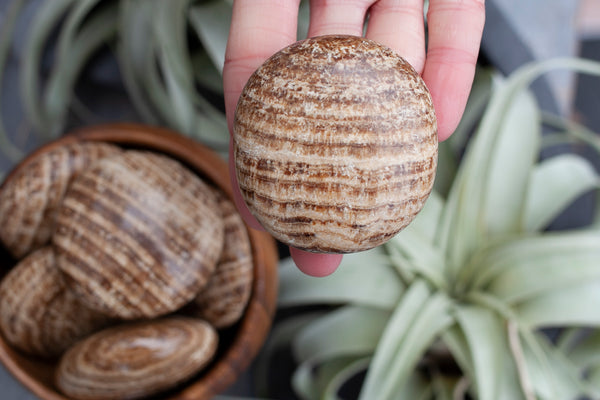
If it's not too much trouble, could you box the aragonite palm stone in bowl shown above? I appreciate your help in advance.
[0,247,111,358]
[53,150,225,320]
[0,142,121,259]
[55,317,218,400]
[234,35,438,253]
[190,189,253,329]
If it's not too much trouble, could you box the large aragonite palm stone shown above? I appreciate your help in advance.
[234,35,437,253]
[53,150,224,319]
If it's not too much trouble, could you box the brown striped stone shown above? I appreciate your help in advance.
[234,35,438,253]
[0,142,121,259]
[55,317,218,400]
[53,150,224,320]
[0,247,111,358]
[190,189,253,329]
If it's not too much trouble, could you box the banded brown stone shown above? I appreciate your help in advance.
[56,317,218,400]
[53,150,224,319]
[0,142,121,258]
[190,189,253,329]
[0,247,111,358]
[234,35,438,253]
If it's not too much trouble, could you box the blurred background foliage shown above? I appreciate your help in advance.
[1,0,600,399]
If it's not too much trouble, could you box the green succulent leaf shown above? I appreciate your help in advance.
[20,0,77,134]
[292,355,368,400]
[524,154,599,231]
[278,249,403,310]
[42,0,116,137]
[435,67,493,198]
[117,0,160,123]
[516,280,600,328]
[481,90,540,236]
[437,58,600,277]
[522,331,588,399]
[386,223,446,290]
[292,305,390,364]
[0,0,27,162]
[563,329,600,370]
[481,231,600,304]
[359,280,453,400]
[454,305,508,400]
[322,357,371,400]
[189,0,232,73]
[153,0,196,133]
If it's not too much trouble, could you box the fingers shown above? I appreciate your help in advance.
[224,0,301,232]
[290,248,343,277]
[223,0,301,134]
[307,0,374,37]
[422,0,486,141]
[366,0,426,73]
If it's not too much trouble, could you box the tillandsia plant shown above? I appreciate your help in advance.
[0,0,276,164]
[258,59,600,400]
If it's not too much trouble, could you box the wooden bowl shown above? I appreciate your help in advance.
[0,123,279,400]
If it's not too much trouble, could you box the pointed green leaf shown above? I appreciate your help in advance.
[521,331,587,399]
[0,0,26,162]
[470,231,600,292]
[516,280,600,328]
[360,280,453,400]
[563,329,600,370]
[434,67,493,198]
[485,232,600,303]
[454,306,505,400]
[153,0,195,133]
[359,279,431,399]
[297,0,310,39]
[117,0,160,123]
[482,90,540,235]
[322,357,371,400]
[292,305,390,364]
[278,249,403,310]
[42,2,117,137]
[20,0,76,133]
[386,221,446,290]
[292,359,318,400]
[189,0,232,73]
[524,154,599,231]
[437,57,600,275]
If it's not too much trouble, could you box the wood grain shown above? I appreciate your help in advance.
[234,35,438,253]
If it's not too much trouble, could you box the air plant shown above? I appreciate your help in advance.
[260,59,600,400]
[0,0,245,166]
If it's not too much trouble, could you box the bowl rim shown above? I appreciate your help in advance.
[0,123,279,400]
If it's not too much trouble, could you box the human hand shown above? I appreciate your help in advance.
[223,0,485,277]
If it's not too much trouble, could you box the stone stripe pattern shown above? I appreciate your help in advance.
[234,35,438,253]
[0,142,121,259]
[53,150,224,320]
[56,317,218,400]
[191,188,254,329]
[0,247,110,358]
